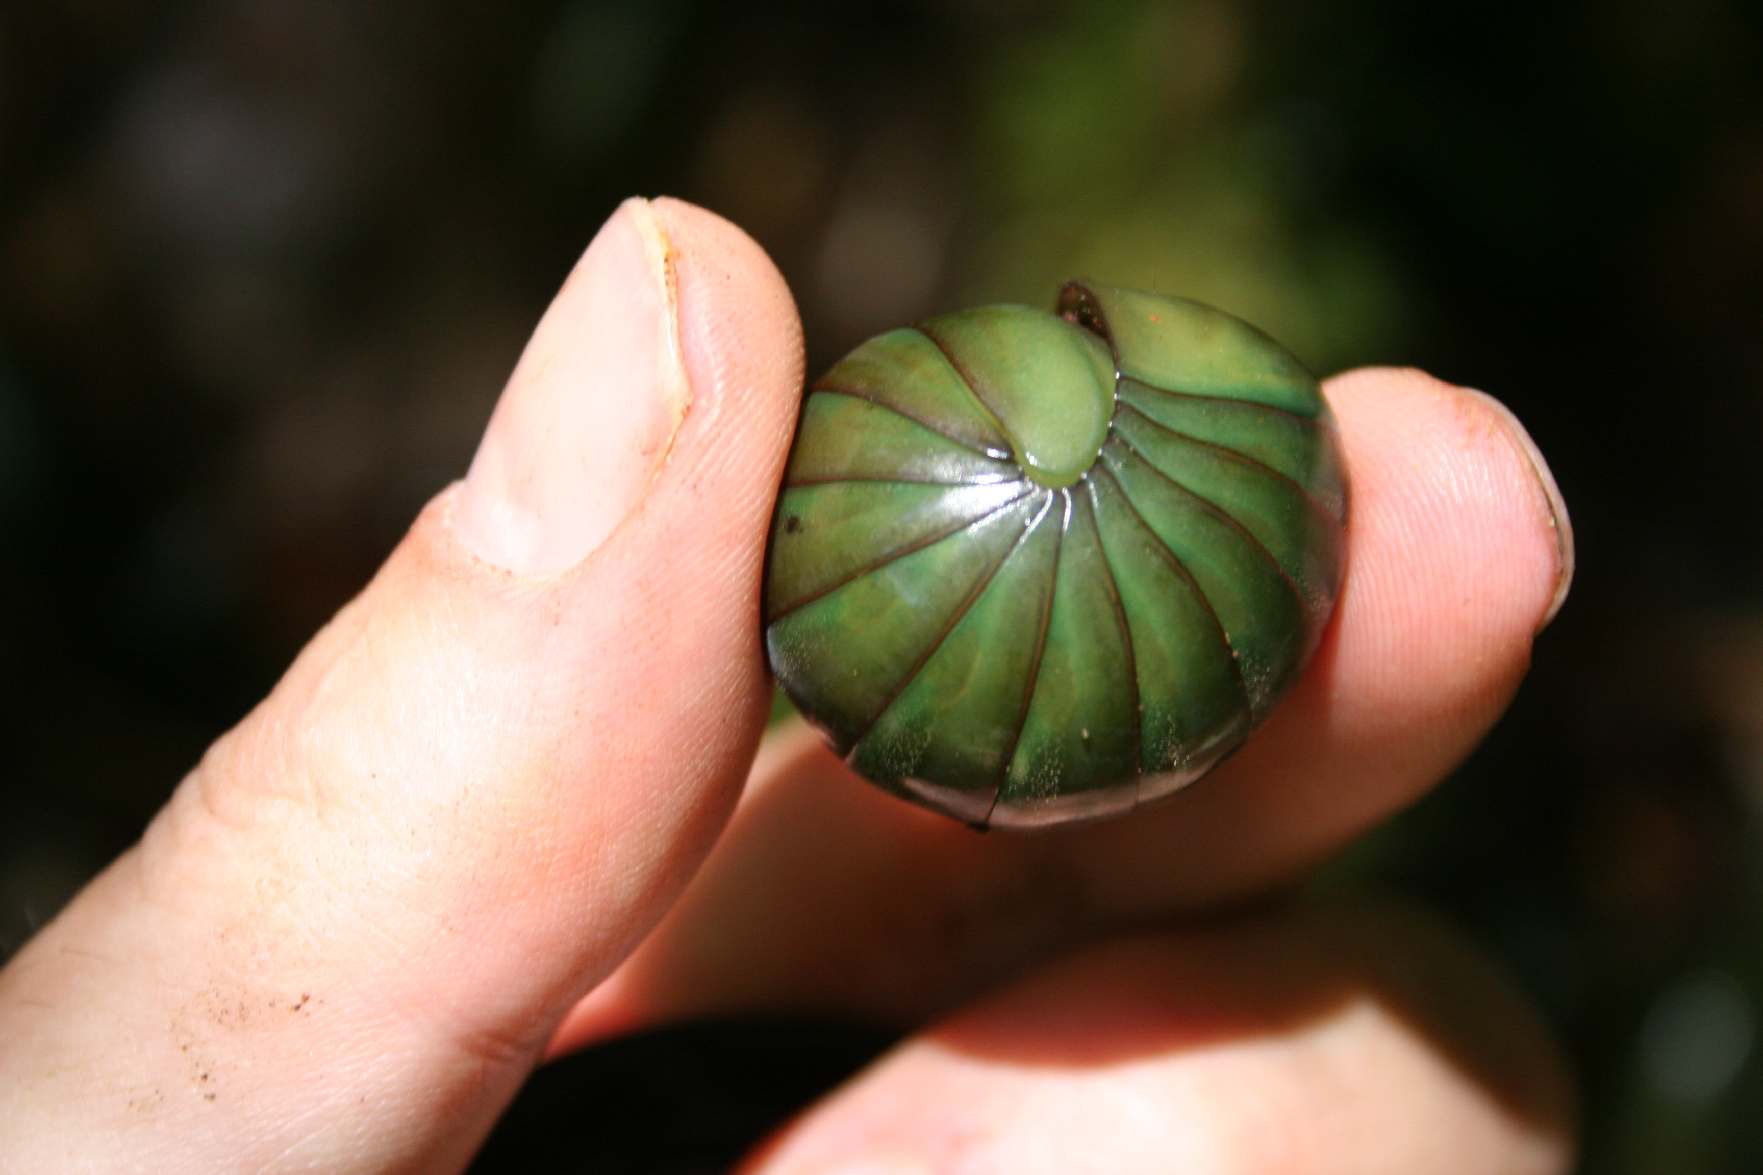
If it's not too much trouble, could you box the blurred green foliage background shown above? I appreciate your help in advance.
[4,1,1762,1170]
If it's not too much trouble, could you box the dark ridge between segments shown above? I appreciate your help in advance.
[844,487,1055,758]
[766,487,1037,624]
[1092,462,1253,720]
[809,386,1012,461]
[984,490,1066,825]
[1077,480,1143,778]
[1115,399,1339,521]
[1131,378,1321,424]
[913,325,1017,461]
[1106,433,1308,621]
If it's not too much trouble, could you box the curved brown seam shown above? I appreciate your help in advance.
[784,471,1019,489]
[914,325,1018,462]
[1106,434,1308,622]
[1114,398,1340,522]
[983,491,1064,825]
[810,386,1011,460]
[1091,462,1252,718]
[1076,480,1140,778]
[843,489,1052,758]
[1128,378,1319,424]
[766,486,1035,625]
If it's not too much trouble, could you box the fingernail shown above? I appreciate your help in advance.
[1464,389,1575,631]
[453,198,690,573]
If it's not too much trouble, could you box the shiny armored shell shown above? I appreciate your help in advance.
[763,282,1346,829]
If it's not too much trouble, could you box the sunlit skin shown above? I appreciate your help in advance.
[0,199,1575,1172]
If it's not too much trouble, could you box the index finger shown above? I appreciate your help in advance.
[554,367,1574,1048]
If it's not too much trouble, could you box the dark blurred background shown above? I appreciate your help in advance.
[4,1,1761,1171]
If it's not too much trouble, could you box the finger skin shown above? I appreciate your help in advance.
[743,901,1577,1175]
[556,368,1572,1046]
[0,199,803,1172]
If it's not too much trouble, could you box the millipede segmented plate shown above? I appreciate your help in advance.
[764,282,1346,830]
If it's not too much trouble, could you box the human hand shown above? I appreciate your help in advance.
[0,198,1577,1172]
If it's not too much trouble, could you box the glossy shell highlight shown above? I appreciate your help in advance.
[764,282,1346,829]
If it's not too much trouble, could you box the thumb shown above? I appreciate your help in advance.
[0,198,803,1171]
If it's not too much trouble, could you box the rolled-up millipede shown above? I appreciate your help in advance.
[764,281,1347,830]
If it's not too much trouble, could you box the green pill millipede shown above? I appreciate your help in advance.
[763,282,1347,830]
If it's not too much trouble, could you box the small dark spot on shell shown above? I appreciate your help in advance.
[784,515,803,534]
